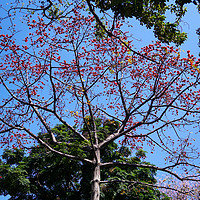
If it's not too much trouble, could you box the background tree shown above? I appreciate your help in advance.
[0,1,200,200]
[0,121,170,200]
[158,175,200,199]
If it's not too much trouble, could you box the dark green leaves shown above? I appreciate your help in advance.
[91,0,198,45]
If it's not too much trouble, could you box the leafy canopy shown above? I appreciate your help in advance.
[88,0,199,45]
[0,120,170,200]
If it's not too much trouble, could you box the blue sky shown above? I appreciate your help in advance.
[132,3,200,164]
[0,1,200,199]
[128,3,200,175]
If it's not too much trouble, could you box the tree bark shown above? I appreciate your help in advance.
[91,148,101,200]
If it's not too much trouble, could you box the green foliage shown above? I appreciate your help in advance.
[95,21,106,40]
[91,0,198,45]
[0,147,81,199]
[2,149,24,165]
[47,4,64,19]
[0,119,168,199]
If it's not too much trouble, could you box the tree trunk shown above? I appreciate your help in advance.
[91,148,101,200]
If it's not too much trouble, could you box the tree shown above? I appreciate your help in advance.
[0,122,170,200]
[158,175,200,199]
[0,1,200,200]
[1,0,200,45]
[89,0,189,45]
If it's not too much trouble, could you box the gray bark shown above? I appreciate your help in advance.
[91,148,101,200]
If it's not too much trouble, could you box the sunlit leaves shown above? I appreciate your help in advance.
[90,0,192,45]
